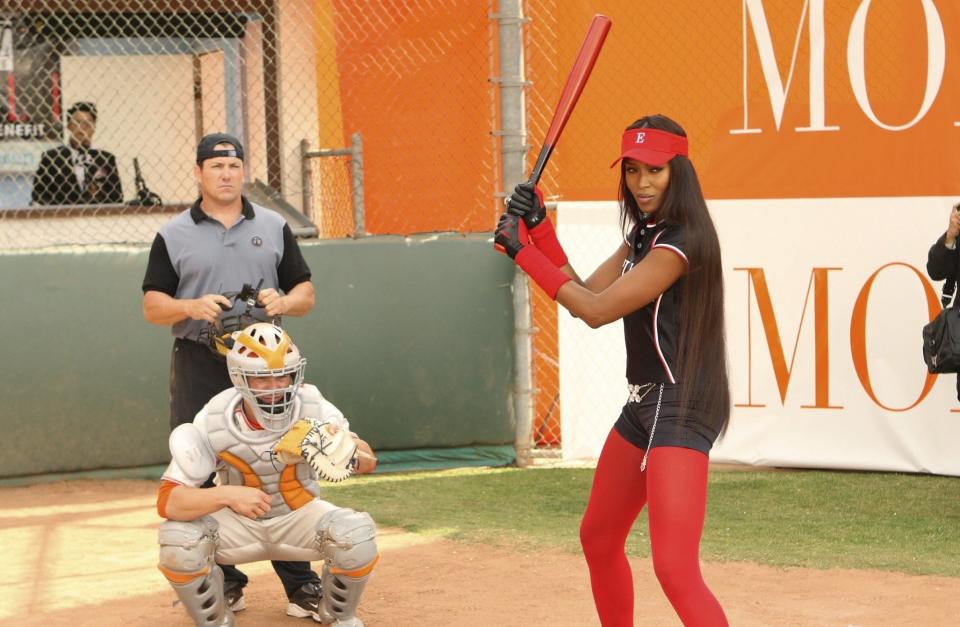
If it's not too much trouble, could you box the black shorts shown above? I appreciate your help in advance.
[613,383,719,455]
[169,338,232,430]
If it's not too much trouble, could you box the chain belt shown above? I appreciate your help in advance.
[626,382,665,472]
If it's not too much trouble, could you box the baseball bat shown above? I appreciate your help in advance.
[496,14,611,252]
[527,14,612,185]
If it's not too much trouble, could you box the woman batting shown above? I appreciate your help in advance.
[496,114,729,626]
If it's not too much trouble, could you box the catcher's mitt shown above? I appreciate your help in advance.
[274,419,358,482]
[273,419,314,465]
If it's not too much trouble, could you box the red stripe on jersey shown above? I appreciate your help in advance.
[652,243,688,265]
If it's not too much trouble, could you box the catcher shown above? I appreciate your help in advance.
[156,322,377,627]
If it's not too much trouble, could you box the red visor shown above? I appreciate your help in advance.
[610,128,688,168]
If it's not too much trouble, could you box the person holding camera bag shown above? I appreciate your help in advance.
[925,203,960,393]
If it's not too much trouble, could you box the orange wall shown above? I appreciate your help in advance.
[329,1,496,234]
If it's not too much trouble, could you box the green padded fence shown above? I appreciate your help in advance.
[1,234,517,479]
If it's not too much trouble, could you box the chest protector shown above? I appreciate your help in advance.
[200,385,327,518]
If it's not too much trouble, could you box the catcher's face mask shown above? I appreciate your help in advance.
[227,323,306,432]
[198,282,277,360]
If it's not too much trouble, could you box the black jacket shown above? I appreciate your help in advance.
[31,145,123,205]
[927,234,959,284]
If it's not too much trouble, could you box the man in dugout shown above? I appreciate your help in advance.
[30,101,123,205]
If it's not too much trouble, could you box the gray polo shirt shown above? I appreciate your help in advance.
[142,197,312,341]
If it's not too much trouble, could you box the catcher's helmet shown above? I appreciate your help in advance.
[226,323,305,432]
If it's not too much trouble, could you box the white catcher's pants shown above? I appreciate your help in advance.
[210,497,338,564]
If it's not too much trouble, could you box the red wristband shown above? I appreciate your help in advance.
[528,219,568,267]
[515,245,572,300]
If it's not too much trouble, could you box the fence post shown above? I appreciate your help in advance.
[350,131,365,236]
[495,0,535,467]
[300,138,313,221]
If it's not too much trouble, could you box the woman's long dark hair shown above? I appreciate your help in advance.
[618,114,730,434]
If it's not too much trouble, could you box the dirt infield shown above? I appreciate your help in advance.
[0,479,957,626]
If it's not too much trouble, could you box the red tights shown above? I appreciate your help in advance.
[579,428,728,626]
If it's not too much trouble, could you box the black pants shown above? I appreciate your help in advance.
[170,338,233,429]
[171,338,320,597]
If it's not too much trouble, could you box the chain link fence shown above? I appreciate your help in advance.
[523,1,561,455]
[0,1,304,248]
[0,0,501,251]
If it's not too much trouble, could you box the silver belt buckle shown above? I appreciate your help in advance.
[627,382,655,403]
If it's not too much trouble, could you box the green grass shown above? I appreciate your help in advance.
[322,466,960,577]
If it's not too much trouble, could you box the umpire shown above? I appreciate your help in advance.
[141,132,321,619]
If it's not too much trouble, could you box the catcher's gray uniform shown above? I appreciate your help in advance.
[158,384,377,627]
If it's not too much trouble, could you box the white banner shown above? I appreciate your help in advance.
[557,197,960,475]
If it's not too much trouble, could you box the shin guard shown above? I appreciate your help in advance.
[316,508,379,626]
[158,517,234,627]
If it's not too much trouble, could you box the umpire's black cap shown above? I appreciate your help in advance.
[196,132,245,165]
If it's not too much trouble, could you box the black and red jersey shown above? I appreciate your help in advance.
[621,219,688,384]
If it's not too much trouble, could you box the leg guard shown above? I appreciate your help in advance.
[158,516,234,627]
[315,508,378,627]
